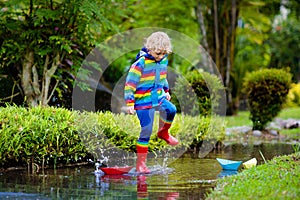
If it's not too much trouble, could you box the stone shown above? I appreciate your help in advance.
[285,121,299,129]
[252,130,262,137]
[269,130,279,136]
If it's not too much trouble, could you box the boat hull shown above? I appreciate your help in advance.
[242,158,257,169]
[216,158,242,171]
[99,166,133,175]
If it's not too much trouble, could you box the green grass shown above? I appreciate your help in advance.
[225,107,300,139]
[206,152,300,200]
[277,107,300,119]
[206,108,300,199]
[225,111,252,127]
[225,107,300,127]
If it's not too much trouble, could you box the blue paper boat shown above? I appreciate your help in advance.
[216,158,242,171]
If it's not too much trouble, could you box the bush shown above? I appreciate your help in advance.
[0,105,226,170]
[0,105,88,170]
[285,82,300,107]
[171,70,225,116]
[77,110,226,153]
[243,69,292,130]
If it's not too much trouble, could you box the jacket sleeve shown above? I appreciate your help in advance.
[124,57,144,106]
[163,78,169,93]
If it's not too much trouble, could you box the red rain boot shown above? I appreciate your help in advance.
[136,145,150,174]
[157,121,179,146]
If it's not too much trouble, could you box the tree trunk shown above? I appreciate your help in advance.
[21,52,60,107]
[213,0,220,70]
[41,54,60,106]
[196,1,215,73]
[195,0,240,115]
[21,51,38,107]
[225,0,238,115]
[196,1,209,52]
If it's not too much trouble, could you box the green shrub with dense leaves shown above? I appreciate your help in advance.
[243,69,292,130]
[171,70,225,116]
[285,82,300,107]
[0,105,225,170]
[75,110,225,154]
[0,106,88,170]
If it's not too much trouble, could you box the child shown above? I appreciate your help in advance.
[124,32,178,174]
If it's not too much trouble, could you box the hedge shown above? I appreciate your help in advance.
[0,105,225,171]
[243,68,292,130]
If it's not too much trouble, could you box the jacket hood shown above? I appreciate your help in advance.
[135,47,154,60]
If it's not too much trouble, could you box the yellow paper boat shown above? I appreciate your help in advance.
[242,158,257,169]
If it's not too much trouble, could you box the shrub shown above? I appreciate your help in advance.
[0,105,88,170]
[77,111,226,153]
[0,105,226,170]
[285,82,300,107]
[243,69,292,130]
[171,70,225,116]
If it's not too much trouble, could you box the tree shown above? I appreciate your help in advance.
[195,0,239,115]
[195,0,282,114]
[232,0,278,110]
[268,3,300,82]
[0,0,121,107]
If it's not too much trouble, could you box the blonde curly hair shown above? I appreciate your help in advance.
[144,32,172,54]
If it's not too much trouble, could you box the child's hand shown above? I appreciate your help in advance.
[166,92,171,101]
[127,106,135,114]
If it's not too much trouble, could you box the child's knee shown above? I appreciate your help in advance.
[167,103,176,116]
[170,104,177,114]
[140,125,153,138]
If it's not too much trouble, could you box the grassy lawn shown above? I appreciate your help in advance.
[225,111,252,127]
[206,152,300,200]
[206,108,300,199]
[225,107,300,128]
[225,107,300,138]
[277,107,300,119]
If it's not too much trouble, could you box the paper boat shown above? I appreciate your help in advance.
[99,166,133,175]
[216,158,242,171]
[242,158,257,169]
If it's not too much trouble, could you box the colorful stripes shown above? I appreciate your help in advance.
[137,139,149,154]
[124,50,170,110]
[159,116,172,124]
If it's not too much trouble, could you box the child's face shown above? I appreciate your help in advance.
[149,50,166,62]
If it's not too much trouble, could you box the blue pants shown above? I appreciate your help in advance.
[136,99,176,143]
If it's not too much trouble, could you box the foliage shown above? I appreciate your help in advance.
[243,68,292,130]
[171,70,225,116]
[172,114,226,149]
[99,0,201,88]
[231,0,281,114]
[0,105,88,170]
[127,0,199,40]
[206,152,300,200]
[284,82,300,107]
[0,105,225,170]
[268,18,300,82]
[76,109,226,153]
[0,0,123,107]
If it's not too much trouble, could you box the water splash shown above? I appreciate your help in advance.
[94,163,104,175]
[128,164,174,176]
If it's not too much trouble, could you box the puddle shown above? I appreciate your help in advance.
[0,142,295,199]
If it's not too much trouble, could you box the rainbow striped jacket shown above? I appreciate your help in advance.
[124,48,169,110]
